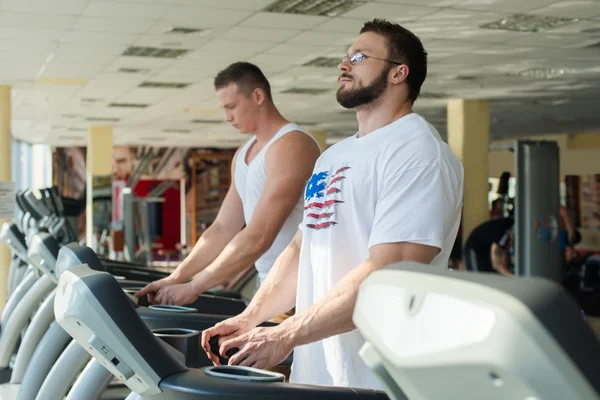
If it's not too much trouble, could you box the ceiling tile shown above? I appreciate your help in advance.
[375,0,463,5]
[178,0,274,10]
[419,8,505,26]
[221,26,301,42]
[288,31,356,46]
[0,0,88,15]
[134,34,212,50]
[117,87,179,104]
[165,6,252,27]
[74,16,155,34]
[40,63,106,78]
[241,12,329,30]
[505,32,598,48]
[340,3,439,21]
[249,53,312,67]
[60,31,140,45]
[0,27,67,41]
[198,39,274,55]
[265,43,334,56]
[109,56,177,70]
[82,1,175,19]
[54,43,127,57]
[531,1,600,19]
[0,13,77,30]
[453,0,557,13]
[313,18,368,34]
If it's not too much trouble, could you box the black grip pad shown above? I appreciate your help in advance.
[209,335,239,365]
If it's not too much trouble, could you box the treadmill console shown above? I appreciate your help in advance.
[54,265,186,396]
[354,261,600,400]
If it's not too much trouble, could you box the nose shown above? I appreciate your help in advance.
[225,111,233,122]
[338,57,351,73]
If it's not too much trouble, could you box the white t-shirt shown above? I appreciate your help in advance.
[290,113,464,389]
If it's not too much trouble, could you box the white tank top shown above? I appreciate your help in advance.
[234,123,317,283]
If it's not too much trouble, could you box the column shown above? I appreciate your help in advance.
[86,126,113,245]
[0,86,11,309]
[447,99,490,245]
[309,130,327,151]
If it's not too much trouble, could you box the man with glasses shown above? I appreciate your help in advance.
[201,19,464,390]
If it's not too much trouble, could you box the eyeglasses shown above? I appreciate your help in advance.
[342,52,402,66]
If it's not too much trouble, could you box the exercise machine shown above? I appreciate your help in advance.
[54,263,388,399]
[353,261,600,399]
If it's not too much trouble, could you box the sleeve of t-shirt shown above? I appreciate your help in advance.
[368,163,458,250]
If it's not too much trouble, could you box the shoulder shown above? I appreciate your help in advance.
[266,130,321,160]
[384,115,461,174]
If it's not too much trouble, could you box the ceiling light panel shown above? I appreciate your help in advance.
[303,57,342,68]
[512,67,573,79]
[163,128,192,134]
[122,46,190,59]
[108,103,150,108]
[167,27,206,34]
[265,0,366,17]
[139,81,191,89]
[134,34,212,51]
[280,87,331,95]
[86,117,120,122]
[190,119,224,124]
[480,14,578,32]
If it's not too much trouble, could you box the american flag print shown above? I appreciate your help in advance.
[304,166,350,230]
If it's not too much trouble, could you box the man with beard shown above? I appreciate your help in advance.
[200,19,464,390]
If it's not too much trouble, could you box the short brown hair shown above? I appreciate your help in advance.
[214,62,273,101]
[360,19,427,103]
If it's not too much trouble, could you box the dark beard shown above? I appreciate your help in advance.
[336,66,390,109]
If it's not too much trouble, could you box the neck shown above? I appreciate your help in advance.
[253,106,289,146]
[355,96,413,137]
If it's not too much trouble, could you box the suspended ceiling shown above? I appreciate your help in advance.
[3,0,600,148]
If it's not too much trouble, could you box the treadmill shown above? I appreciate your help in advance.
[353,261,600,400]
[54,260,600,399]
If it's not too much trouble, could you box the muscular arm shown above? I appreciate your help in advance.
[490,243,513,276]
[189,132,320,295]
[243,230,302,325]
[277,242,439,347]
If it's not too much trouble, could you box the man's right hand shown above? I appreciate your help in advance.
[135,276,178,304]
[201,313,257,365]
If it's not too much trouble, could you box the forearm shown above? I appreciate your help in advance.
[279,258,379,347]
[190,228,274,296]
[171,224,235,282]
[241,239,301,326]
[491,245,513,276]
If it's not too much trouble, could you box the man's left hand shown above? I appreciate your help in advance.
[153,282,198,306]
[220,326,294,370]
